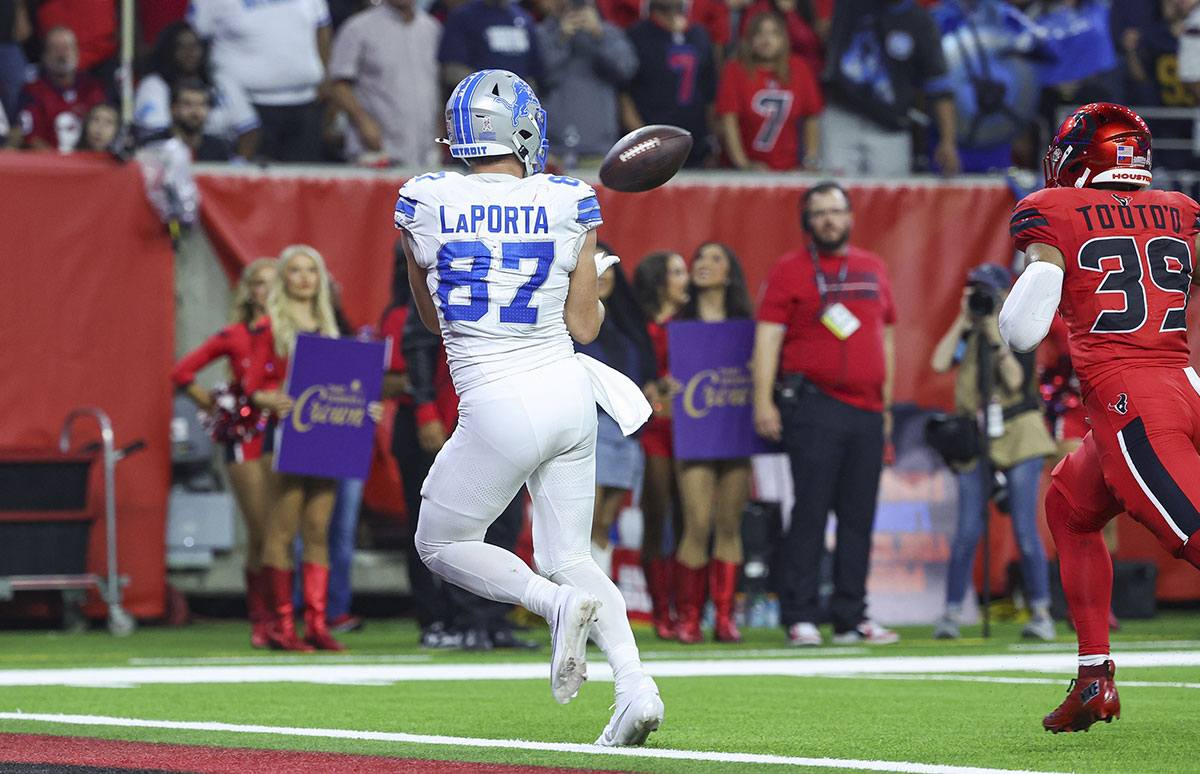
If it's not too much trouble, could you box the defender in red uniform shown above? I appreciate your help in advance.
[999,103,1200,733]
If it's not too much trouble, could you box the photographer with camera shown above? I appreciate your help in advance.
[929,263,1057,640]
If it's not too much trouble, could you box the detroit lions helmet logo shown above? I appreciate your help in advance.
[1108,394,1128,415]
[495,77,542,129]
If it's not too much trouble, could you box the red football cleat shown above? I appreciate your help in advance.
[1043,661,1121,733]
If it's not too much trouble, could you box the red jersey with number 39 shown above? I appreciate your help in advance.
[1010,187,1200,395]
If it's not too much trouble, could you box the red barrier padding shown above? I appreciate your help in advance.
[0,153,174,619]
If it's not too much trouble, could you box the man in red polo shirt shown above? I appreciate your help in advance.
[751,180,899,647]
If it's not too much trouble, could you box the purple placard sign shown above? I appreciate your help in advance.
[274,333,386,479]
[668,319,768,460]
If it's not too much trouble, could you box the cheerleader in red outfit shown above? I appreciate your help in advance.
[249,245,347,652]
[672,243,755,644]
[633,251,689,639]
[171,258,276,648]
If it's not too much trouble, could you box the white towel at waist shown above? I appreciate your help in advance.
[575,353,652,436]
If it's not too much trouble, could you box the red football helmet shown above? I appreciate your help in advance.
[1043,103,1152,190]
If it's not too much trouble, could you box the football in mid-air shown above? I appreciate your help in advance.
[599,125,692,193]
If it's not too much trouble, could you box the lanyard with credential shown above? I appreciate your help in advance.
[809,243,848,312]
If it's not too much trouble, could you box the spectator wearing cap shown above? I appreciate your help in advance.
[751,181,898,648]
[329,0,441,166]
[820,0,960,176]
[14,25,108,151]
[187,0,332,162]
[536,0,638,166]
[928,262,1057,642]
[438,0,543,98]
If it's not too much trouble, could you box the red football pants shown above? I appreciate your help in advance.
[1047,367,1200,656]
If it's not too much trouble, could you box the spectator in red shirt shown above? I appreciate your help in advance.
[716,11,822,170]
[751,181,899,648]
[16,25,108,150]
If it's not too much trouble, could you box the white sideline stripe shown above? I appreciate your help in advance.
[1,651,1199,687]
[821,673,1200,689]
[0,712,1077,774]
[1116,425,1188,541]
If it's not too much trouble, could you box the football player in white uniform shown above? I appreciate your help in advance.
[393,69,664,747]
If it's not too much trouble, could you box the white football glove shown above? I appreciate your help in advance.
[596,252,621,277]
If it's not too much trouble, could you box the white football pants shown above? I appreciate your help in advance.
[415,356,639,657]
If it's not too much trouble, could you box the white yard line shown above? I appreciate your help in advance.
[0,651,1198,688]
[0,711,1077,774]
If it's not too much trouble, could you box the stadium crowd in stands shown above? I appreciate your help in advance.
[2,0,1196,177]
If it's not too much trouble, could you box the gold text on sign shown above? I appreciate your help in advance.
[683,367,752,419]
[292,383,367,433]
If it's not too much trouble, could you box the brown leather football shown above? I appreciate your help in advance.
[599,125,692,193]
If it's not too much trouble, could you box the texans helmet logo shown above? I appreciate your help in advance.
[1108,394,1128,415]
[1111,193,1132,207]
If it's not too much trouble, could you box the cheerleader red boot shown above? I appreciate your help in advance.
[263,566,313,652]
[302,563,347,651]
[673,561,707,644]
[709,559,743,643]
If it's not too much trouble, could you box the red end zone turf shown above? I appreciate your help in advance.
[0,734,619,774]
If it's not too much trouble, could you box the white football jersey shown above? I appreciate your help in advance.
[394,171,603,394]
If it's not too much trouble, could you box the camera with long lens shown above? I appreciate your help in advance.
[967,284,1000,317]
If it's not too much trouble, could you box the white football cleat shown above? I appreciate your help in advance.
[549,585,600,704]
[595,676,664,747]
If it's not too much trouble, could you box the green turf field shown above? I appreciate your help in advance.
[2,614,1198,773]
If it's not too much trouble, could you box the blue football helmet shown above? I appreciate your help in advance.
[443,69,548,176]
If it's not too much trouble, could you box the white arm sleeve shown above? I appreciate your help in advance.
[998,260,1064,353]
